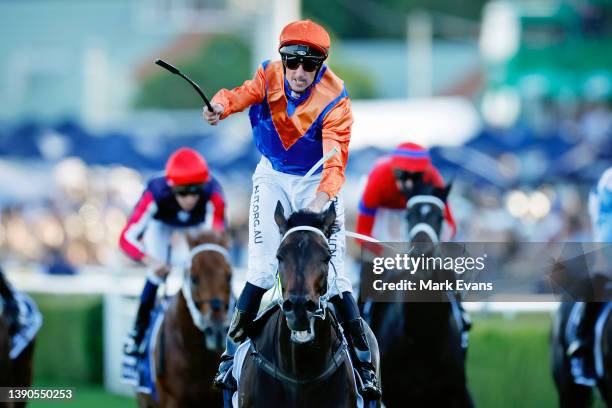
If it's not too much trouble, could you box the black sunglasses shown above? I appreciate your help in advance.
[173,184,204,196]
[282,55,323,72]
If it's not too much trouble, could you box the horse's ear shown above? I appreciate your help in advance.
[321,203,336,236]
[433,182,452,202]
[185,230,197,248]
[441,181,453,202]
[274,201,288,233]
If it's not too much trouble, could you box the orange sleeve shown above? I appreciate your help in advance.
[317,97,353,198]
[211,65,266,119]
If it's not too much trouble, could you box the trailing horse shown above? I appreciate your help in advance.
[551,288,612,406]
[233,202,380,408]
[0,269,37,408]
[136,230,232,408]
[363,183,473,407]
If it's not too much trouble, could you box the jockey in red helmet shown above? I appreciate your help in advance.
[204,19,381,399]
[119,147,226,356]
[356,142,456,243]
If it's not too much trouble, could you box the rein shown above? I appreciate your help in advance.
[182,243,230,332]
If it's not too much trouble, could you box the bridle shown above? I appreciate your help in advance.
[182,243,231,332]
[251,225,348,385]
[276,226,332,324]
[406,195,445,244]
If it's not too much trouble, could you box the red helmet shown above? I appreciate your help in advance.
[279,19,331,58]
[165,148,210,186]
[390,142,431,172]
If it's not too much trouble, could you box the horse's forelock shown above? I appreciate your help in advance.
[287,210,324,230]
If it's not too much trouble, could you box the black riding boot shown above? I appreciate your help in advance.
[567,302,602,386]
[331,292,382,400]
[124,277,161,356]
[0,269,20,335]
[457,297,472,331]
[214,282,267,389]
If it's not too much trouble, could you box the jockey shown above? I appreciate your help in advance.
[120,147,226,356]
[356,142,470,330]
[204,19,381,398]
[568,167,612,385]
[0,266,21,335]
[356,142,456,242]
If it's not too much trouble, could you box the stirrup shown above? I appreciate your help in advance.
[570,356,596,387]
[357,365,382,400]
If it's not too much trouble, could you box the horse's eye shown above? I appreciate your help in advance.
[276,254,284,262]
[191,276,199,285]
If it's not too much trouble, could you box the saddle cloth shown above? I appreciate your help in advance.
[2,290,42,360]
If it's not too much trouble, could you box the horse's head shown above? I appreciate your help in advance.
[184,230,232,352]
[274,201,335,344]
[404,181,452,246]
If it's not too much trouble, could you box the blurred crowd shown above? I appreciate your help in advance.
[0,93,608,274]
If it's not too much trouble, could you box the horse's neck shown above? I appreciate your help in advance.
[402,300,452,335]
[166,290,201,345]
[260,310,337,379]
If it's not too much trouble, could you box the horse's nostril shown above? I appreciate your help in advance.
[282,299,293,312]
[305,300,317,312]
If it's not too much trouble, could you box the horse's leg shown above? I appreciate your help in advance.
[136,393,158,408]
[0,319,10,388]
[159,393,181,408]
[11,341,35,388]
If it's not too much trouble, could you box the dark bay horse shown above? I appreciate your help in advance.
[235,202,379,408]
[552,287,612,406]
[0,270,36,408]
[364,183,473,407]
[137,230,232,408]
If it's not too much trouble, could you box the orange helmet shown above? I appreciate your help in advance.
[165,148,210,186]
[279,19,330,58]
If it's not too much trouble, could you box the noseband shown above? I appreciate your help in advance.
[183,243,230,332]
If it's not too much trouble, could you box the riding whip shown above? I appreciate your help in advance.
[154,59,214,112]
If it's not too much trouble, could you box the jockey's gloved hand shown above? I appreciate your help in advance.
[203,103,224,126]
[142,255,171,279]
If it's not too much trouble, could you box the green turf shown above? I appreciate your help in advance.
[466,312,606,408]
[30,294,103,384]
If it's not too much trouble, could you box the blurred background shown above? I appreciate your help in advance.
[0,0,610,406]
